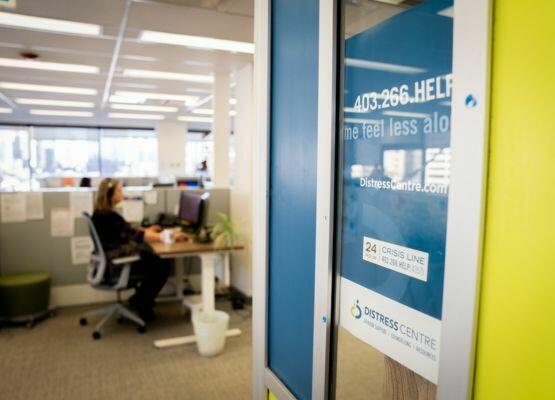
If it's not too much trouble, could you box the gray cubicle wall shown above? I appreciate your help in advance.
[0,187,229,287]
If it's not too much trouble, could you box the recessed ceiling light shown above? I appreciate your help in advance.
[108,112,165,120]
[122,69,213,84]
[178,115,213,123]
[229,98,237,105]
[140,30,255,54]
[191,108,236,116]
[0,82,97,95]
[16,98,95,108]
[0,107,12,113]
[0,11,102,36]
[114,90,198,104]
[111,104,178,112]
[0,58,98,74]
[109,95,145,104]
[29,109,93,117]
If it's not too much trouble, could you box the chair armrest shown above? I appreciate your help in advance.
[112,255,140,265]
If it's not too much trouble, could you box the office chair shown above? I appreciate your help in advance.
[80,212,146,339]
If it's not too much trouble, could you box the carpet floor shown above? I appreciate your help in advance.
[0,299,252,400]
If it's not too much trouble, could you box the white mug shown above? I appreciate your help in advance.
[161,229,175,244]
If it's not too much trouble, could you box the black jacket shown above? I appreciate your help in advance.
[92,210,145,275]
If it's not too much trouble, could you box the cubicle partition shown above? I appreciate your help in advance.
[0,187,229,306]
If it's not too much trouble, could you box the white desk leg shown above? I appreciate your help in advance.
[174,258,185,298]
[153,252,243,350]
[200,253,216,313]
[223,252,231,288]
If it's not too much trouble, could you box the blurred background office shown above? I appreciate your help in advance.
[0,0,254,399]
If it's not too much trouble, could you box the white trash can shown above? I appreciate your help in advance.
[192,310,230,357]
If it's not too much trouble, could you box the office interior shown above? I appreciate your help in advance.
[1,1,554,400]
[0,0,254,399]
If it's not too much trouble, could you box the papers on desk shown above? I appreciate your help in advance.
[122,200,144,223]
[71,236,94,265]
[1,193,27,223]
[26,192,44,220]
[51,208,74,237]
[70,191,93,219]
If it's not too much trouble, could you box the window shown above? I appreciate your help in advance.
[0,126,31,191]
[185,131,213,178]
[0,124,159,191]
[100,129,157,177]
[30,126,100,179]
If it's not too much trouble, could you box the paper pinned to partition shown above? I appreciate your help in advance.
[1,193,27,223]
[122,200,144,223]
[71,236,94,265]
[144,190,158,205]
[70,191,93,219]
[26,192,44,220]
[51,208,74,237]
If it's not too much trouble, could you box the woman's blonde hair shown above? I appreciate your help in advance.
[94,178,120,212]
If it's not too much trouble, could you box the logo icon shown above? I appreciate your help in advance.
[465,94,477,108]
[350,300,362,319]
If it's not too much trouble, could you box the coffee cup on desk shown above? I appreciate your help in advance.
[161,229,175,244]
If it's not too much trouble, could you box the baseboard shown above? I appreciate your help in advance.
[49,284,134,308]
[50,280,249,308]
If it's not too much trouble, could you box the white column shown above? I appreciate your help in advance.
[156,121,187,178]
[230,63,254,296]
[212,70,231,187]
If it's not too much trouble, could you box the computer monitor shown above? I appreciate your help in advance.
[178,191,209,232]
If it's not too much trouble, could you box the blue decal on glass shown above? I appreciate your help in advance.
[341,0,453,320]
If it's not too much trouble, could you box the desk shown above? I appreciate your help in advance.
[151,238,244,349]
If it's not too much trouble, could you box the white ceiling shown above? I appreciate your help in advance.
[0,0,253,129]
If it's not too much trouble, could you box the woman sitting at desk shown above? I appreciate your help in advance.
[92,178,186,320]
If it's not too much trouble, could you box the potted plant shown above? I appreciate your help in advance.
[211,212,238,248]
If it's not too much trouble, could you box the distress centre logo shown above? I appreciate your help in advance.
[350,300,362,319]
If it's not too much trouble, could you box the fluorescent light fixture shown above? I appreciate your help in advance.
[111,104,178,112]
[15,98,95,108]
[0,107,12,113]
[0,11,102,36]
[109,95,144,104]
[122,69,213,83]
[191,108,236,116]
[108,112,165,120]
[113,82,158,90]
[346,58,426,74]
[344,118,382,125]
[29,109,93,117]
[0,82,97,95]
[191,108,212,115]
[178,115,213,123]
[382,110,430,119]
[438,7,454,18]
[186,88,211,94]
[374,0,404,4]
[0,57,98,74]
[229,98,237,105]
[114,90,198,104]
[140,30,255,54]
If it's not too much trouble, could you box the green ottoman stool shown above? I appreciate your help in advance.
[0,272,53,327]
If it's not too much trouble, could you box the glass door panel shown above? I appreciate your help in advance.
[334,1,454,398]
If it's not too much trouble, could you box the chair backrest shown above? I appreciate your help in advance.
[82,212,108,286]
